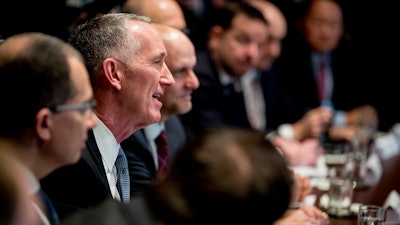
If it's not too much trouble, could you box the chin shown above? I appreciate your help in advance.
[178,106,191,115]
[151,113,162,124]
[70,152,83,164]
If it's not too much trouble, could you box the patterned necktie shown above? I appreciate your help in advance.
[155,130,169,182]
[317,54,327,103]
[115,147,130,203]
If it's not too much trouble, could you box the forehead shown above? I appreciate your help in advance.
[128,21,167,59]
[166,38,195,65]
[308,0,342,19]
[152,1,186,30]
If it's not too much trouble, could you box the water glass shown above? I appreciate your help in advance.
[358,205,386,225]
[327,167,354,217]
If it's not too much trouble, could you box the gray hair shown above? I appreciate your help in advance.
[69,13,152,84]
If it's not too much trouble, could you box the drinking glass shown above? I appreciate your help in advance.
[358,205,386,225]
[326,166,355,217]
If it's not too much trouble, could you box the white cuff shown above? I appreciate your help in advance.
[277,124,294,140]
[332,110,346,126]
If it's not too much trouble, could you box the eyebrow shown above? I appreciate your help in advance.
[158,51,167,59]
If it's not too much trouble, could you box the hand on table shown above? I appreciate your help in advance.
[274,205,329,225]
[292,106,333,141]
[292,172,312,202]
[273,137,323,167]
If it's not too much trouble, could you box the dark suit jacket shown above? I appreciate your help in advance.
[60,197,157,225]
[180,51,304,135]
[121,116,187,197]
[40,130,112,220]
[259,68,305,129]
[121,129,155,197]
[275,33,369,113]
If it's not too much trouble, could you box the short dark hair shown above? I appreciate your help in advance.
[206,1,269,31]
[0,32,81,137]
[147,127,293,225]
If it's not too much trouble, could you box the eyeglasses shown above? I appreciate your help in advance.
[49,100,96,114]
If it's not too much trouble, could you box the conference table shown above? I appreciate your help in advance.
[312,153,400,225]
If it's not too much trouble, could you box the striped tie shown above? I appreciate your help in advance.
[115,147,130,203]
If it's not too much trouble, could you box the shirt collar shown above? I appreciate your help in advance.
[93,116,120,170]
[144,123,165,142]
[22,165,40,195]
[216,63,240,86]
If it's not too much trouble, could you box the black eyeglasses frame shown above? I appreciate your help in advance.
[49,100,96,114]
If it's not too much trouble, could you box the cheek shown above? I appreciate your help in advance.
[57,118,84,146]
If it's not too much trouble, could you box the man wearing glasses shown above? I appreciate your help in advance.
[0,32,97,225]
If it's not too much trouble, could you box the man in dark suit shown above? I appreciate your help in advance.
[275,0,378,142]
[179,1,270,134]
[40,13,175,220]
[121,23,199,196]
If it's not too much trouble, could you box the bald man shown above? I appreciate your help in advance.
[121,0,187,31]
[121,23,199,195]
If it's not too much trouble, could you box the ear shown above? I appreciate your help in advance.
[103,58,122,90]
[208,25,224,52]
[35,108,52,141]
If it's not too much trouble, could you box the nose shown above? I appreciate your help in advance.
[185,70,200,90]
[247,42,261,64]
[161,63,175,86]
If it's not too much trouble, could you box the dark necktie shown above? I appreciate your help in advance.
[40,190,60,225]
[317,54,327,103]
[115,147,130,203]
[223,82,248,127]
[155,130,169,182]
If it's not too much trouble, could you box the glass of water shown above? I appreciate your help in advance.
[326,166,354,217]
[358,205,386,225]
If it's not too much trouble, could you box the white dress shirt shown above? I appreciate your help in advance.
[92,117,122,201]
[143,123,165,170]
[24,166,50,225]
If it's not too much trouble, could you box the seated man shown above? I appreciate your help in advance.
[274,0,378,144]
[0,32,96,225]
[121,23,199,195]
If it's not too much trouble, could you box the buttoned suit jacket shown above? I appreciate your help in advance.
[180,50,304,135]
[40,130,112,220]
[121,115,187,197]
